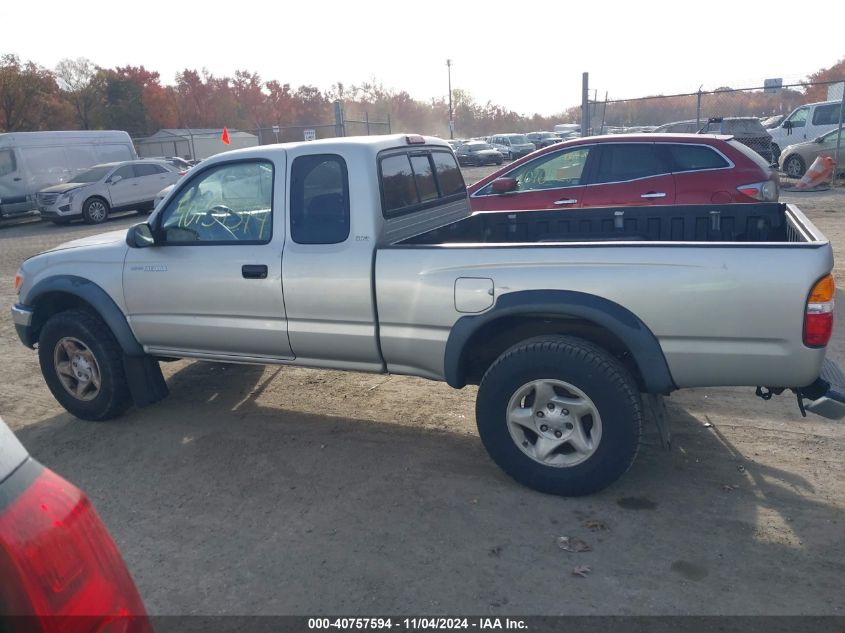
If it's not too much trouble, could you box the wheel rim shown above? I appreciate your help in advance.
[785,157,803,178]
[506,379,602,467]
[53,337,102,401]
[87,201,106,221]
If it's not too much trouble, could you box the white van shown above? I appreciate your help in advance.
[0,131,137,218]
[768,100,843,159]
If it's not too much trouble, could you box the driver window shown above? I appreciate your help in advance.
[504,147,592,191]
[158,160,274,244]
[787,108,808,128]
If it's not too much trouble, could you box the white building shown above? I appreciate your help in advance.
[135,128,259,160]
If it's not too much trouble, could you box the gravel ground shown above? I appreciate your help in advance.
[0,170,843,616]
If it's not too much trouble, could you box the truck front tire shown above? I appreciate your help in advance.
[38,309,132,421]
[476,335,642,496]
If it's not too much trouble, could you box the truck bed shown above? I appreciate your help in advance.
[399,203,820,246]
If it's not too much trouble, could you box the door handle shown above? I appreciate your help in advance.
[13,177,22,181]
[242,265,268,279]
[554,199,578,205]
[640,192,666,198]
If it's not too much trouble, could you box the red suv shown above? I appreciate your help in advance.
[467,134,778,211]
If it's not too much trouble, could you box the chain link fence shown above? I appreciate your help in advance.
[582,79,845,187]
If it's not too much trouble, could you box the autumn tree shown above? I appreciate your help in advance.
[55,57,103,129]
[804,58,845,102]
[0,54,62,131]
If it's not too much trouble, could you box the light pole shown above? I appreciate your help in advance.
[446,59,454,139]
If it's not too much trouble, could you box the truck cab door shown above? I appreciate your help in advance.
[123,158,293,360]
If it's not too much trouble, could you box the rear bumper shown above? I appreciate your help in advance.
[11,303,36,348]
[803,358,845,420]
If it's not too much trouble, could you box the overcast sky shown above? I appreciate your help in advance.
[2,0,842,117]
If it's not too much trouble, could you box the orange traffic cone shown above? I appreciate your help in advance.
[795,155,835,189]
[221,127,231,145]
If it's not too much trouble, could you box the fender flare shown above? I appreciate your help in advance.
[443,289,676,394]
[24,275,144,356]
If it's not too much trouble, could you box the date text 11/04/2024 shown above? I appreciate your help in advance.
[307,618,528,630]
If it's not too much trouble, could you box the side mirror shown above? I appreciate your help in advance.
[814,136,824,143]
[491,177,518,194]
[109,174,123,185]
[126,223,155,248]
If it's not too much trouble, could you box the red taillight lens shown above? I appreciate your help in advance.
[736,179,778,202]
[178,170,188,176]
[805,274,835,347]
[0,465,151,632]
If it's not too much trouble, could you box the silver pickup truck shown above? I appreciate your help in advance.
[10,134,845,496]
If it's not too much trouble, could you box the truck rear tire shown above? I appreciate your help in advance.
[38,309,132,421]
[476,335,642,496]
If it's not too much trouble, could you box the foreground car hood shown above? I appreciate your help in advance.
[39,183,89,194]
[46,229,127,253]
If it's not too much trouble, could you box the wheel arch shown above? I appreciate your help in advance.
[24,275,142,357]
[444,290,676,394]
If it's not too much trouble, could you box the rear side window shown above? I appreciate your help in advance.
[432,151,464,196]
[290,154,350,244]
[813,104,842,126]
[667,145,730,172]
[592,144,668,183]
[135,163,166,177]
[0,149,16,177]
[379,149,466,218]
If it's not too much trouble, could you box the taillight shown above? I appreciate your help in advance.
[0,463,151,632]
[804,274,835,347]
[737,178,778,201]
[178,170,188,176]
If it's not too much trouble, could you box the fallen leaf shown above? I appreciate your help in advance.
[558,536,592,552]
[583,519,609,531]
[572,565,592,578]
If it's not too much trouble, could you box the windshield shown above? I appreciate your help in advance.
[508,135,529,145]
[469,144,493,152]
[69,165,112,183]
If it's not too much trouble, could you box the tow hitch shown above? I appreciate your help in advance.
[758,358,845,420]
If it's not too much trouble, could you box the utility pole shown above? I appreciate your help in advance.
[581,72,590,137]
[447,59,454,139]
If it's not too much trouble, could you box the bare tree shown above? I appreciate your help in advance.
[55,57,103,129]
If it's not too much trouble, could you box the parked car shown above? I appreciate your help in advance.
[489,134,536,160]
[653,120,702,133]
[698,117,774,163]
[779,126,845,177]
[143,156,192,172]
[455,141,504,166]
[10,134,842,497]
[526,132,563,150]
[768,100,844,159]
[553,123,581,136]
[0,417,151,628]
[0,131,137,219]
[467,133,778,212]
[153,184,175,210]
[36,159,182,225]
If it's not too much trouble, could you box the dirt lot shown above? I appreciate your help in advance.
[1,172,844,616]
